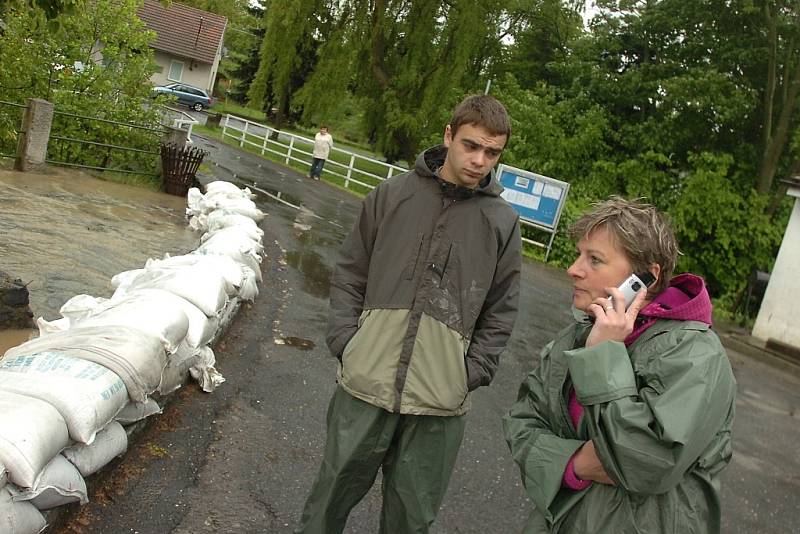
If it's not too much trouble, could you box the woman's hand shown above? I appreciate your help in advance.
[573,440,615,485]
[585,287,647,348]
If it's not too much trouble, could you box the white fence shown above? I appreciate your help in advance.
[221,114,407,191]
[162,106,199,143]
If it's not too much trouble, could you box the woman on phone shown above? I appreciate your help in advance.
[504,197,736,533]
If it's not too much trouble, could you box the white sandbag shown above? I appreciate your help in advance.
[186,187,205,218]
[62,421,127,477]
[1,461,6,489]
[201,226,264,254]
[39,292,190,354]
[189,347,225,393]
[144,254,244,296]
[115,398,161,425]
[110,268,144,291]
[55,294,104,322]
[207,198,264,221]
[201,223,264,246]
[238,266,259,302]
[0,487,45,534]
[0,391,70,488]
[0,352,128,444]
[158,342,203,395]
[194,235,262,282]
[205,211,263,236]
[11,454,87,510]
[188,211,207,232]
[186,185,264,221]
[35,316,69,335]
[111,266,230,317]
[205,181,256,199]
[4,325,168,404]
[124,289,218,349]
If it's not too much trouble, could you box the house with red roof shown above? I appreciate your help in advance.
[138,0,227,94]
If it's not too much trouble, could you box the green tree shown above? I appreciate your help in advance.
[0,0,165,180]
[247,0,329,128]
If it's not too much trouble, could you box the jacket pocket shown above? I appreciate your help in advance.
[402,314,469,413]
[340,309,409,408]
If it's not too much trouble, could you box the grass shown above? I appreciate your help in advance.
[210,100,266,123]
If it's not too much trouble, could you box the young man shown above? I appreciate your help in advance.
[296,95,522,534]
[308,125,333,180]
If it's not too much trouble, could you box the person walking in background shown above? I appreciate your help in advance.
[308,125,333,180]
[296,95,522,534]
[504,197,736,533]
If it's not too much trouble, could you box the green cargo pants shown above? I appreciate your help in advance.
[295,386,467,534]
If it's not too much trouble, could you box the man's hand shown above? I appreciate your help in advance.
[573,440,615,485]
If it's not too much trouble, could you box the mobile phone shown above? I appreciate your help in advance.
[610,272,656,310]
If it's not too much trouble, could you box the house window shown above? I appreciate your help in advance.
[168,60,184,82]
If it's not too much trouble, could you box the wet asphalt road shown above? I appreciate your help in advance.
[53,135,800,534]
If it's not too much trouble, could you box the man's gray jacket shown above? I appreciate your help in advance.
[327,145,522,416]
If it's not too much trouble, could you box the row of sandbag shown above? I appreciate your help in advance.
[0,181,266,533]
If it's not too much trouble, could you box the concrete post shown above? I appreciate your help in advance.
[162,126,189,147]
[14,98,54,172]
[157,126,190,181]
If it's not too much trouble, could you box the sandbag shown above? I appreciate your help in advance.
[1,461,6,489]
[238,266,259,302]
[128,289,218,349]
[193,234,262,282]
[205,211,263,235]
[201,223,264,246]
[0,391,70,488]
[38,292,190,354]
[0,487,45,534]
[186,185,264,221]
[60,289,217,350]
[0,352,128,444]
[204,180,256,199]
[115,398,161,425]
[63,421,127,477]
[11,454,87,510]
[111,266,230,317]
[145,254,247,295]
[4,325,167,403]
[158,342,203,395]
[189,347,225,393]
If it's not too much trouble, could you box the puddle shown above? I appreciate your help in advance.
[274,336,316,350]
[0,168,198,320]
[247,183,305,208]
[0,329,37,355]
[285,250,332,299]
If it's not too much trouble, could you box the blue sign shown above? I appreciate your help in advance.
[496,165,569,230]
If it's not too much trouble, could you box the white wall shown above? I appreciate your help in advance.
[753,187,800,349]
[149,51,213,92]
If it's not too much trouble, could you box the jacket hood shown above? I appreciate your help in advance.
[624,273,712,346]
[640,273,713,324]
[415,145,505,197]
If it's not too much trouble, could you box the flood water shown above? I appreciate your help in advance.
[0,328,37,355]
[0,167,198,322]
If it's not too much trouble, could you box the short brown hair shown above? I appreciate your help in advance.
[569,197,679,295]
[449,95,511,145]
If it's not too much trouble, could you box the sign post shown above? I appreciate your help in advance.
[496,164,570,261]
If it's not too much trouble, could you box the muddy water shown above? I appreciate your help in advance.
[0,328,37,355]
[0,168,198,321]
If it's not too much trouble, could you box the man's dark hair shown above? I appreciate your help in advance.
[449,95,511,143]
